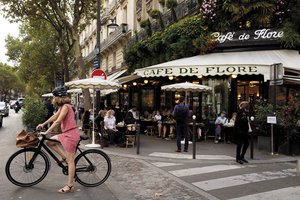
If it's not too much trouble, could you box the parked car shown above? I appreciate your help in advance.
[0,114,3,127]
[0,101,9,117]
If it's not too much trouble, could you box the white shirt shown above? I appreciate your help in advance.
[154,114,162,121]
[104,116,116,130]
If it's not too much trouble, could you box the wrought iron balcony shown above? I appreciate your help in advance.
[100,23,129,53]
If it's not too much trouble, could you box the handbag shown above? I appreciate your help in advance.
[16,130,39,147]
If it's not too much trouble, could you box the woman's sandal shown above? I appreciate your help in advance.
[58,185,74,193]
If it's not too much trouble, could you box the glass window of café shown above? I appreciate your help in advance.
[237,79,263,105]
[202,78,229,121]
[141,88,155,111]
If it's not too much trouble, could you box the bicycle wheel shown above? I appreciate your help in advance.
[5,148,50,187]
[75,149,111,187]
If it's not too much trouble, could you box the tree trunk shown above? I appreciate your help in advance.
[73,30,92,110]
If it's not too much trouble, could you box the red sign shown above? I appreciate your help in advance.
[91,69,107,80]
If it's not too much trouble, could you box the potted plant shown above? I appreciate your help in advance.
[22,97,48,131]
[253,99,274,151]
[278,98,300,155]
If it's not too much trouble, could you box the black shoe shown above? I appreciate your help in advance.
[183,149,188,152]
[175,149,181,152]
[236,160,244,164]
[241,158,248,163]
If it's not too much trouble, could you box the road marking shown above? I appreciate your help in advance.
[151,162,183,167]
[229,186,300,200]
[193,168,296,191]
[169,165,243,177]
[149,152,235,160]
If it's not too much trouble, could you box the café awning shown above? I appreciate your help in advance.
[107,69,127,81]
[135,50,300,81]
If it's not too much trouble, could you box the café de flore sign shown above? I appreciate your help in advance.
[212,28,284,48]
[136,65,270,81]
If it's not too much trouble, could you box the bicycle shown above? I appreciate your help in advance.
[5,132,111,187]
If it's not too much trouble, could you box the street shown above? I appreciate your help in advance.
[1,110,300,200]
[0,110,117,200]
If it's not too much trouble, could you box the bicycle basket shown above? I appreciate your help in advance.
[16,130,39,148]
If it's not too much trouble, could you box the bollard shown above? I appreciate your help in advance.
[297,159,300,176]
[192,115,196,159]
[250,116,254,159]
[136,124,140,155]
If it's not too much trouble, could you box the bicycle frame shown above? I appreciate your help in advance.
[27,135,87,174]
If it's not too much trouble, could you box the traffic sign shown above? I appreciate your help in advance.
[91,69,107,80]
[93,57,99,69]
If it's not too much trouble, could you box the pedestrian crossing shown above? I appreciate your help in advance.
[151,161,300,200]
[149,152,235,160]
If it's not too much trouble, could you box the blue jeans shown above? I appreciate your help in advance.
[176,123,189,150]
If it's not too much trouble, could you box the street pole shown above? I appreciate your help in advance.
[95,0,101,114]
[272,64,277,155]
[250,116,254,159]
[192,115,196,159]
[136,124,140,155]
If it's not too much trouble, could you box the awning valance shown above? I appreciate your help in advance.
[116,74,141,84]
[107,69,127,81]
[135,50,300,81]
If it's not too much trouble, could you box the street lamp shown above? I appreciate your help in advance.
[107,19,119,29]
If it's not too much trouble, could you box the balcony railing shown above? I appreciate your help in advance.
[100,23,129,52]
[131,0,200,43]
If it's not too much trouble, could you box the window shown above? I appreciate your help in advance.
[123,6,127,23]
[113,52,116,68]
[142,89,154,110]
[202,78,229,120]
[106,56,109,72]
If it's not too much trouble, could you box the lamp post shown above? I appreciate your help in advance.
[95,0,101,114]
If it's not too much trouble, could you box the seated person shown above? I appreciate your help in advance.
[94,109,107,132]
[153,110,162,137]
[142,110,152,120]
[82,110,91,135]
[124,106,138,125]
[162,113,175,139]
[214,111,228,143]
[104,110,120,146]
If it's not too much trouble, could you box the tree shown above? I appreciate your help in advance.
[222,0,275,29]
[0,63,25,100]
[0,0,99,109]
[5,21,61,95]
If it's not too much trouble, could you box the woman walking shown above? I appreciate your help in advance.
[235,101,250,164]
[37,86,80,193]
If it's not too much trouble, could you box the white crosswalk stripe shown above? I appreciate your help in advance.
[193,168,296,191]
[151,161,299,200]
[169,165,243,177]
[149,152,235,160]
[229,186,300,200]
[152,162,183,167]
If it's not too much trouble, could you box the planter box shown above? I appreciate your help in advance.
[279,137,300,156]
[257,135,271,152]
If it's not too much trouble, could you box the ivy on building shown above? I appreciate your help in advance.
[124,0,300,73]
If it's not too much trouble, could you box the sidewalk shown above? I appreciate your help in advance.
[83,134,300,164]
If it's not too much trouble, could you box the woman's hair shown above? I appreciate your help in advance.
[107,109,115,116]
[52,96,71,107]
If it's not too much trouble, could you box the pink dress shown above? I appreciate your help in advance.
[57,104,80,153]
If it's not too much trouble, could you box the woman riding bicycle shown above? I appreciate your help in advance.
[37,86,80,193]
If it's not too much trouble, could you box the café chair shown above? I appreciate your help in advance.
[125,124,136,148]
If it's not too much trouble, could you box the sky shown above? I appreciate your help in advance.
[0,13,20,65]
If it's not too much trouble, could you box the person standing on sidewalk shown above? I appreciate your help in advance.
[172,96,189,152]
[235,101,250,164]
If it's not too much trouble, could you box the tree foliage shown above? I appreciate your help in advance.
[0,63,25,100]
[5,21,61,96]
[0,0,99,109]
